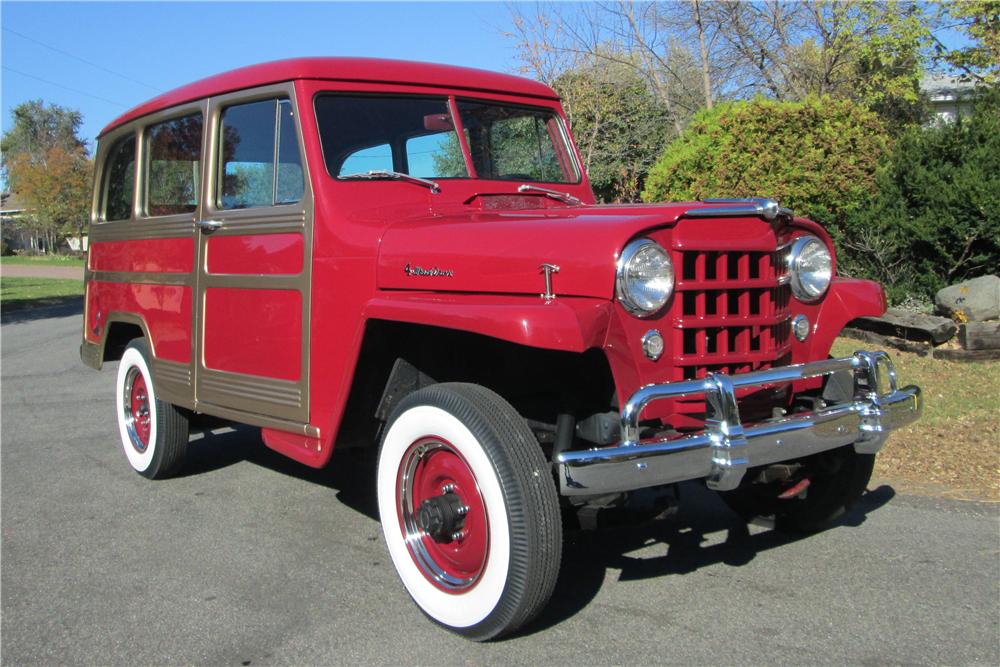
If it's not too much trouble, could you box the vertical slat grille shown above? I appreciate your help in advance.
[672,243,792,382]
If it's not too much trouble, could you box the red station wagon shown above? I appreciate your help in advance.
[81,58,922,640]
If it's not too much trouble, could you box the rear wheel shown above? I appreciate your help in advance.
[115,338,189,479]
[376,383,561,641]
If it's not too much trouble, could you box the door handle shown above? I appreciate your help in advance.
[196,219,223,233]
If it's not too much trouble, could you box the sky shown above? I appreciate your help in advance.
[1,1,973,154]
[1,1,522,149]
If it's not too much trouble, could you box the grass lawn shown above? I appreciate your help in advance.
[1,277,84,311]
[831,337,999,501]
[1,255,85,267]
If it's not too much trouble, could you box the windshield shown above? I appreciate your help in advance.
[314,94,579,184]
[455,100,579,184]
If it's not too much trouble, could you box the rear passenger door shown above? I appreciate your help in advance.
[194,84,312,426]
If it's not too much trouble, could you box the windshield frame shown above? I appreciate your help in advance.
[313,91,583,186]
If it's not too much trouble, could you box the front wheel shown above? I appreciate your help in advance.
[376,383,561,641]
[115,338,189,479]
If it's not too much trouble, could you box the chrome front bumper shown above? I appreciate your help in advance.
[556,351,922,496]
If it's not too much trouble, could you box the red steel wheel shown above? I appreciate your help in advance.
[397,438,489,591]
[114,338,189,479]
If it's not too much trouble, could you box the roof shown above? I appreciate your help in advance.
[101,57,560,136]
[921,73,978,98]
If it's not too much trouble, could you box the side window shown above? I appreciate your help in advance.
[102,135,136,221]
[146,113,203,216]
[340,143,392,175]
[219,98,304,209]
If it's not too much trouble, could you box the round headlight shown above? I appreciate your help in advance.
[616,239,675,316]
[788,235,832,302]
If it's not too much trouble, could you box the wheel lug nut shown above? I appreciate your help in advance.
[451,531,464,542]
[442,484,456,494]
[457,505,469,516]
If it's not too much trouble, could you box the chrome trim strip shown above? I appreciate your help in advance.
[556,350,922,496]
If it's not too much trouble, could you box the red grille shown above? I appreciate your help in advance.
[670,244,792,382]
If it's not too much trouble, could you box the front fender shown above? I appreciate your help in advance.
[796,277,887,363]
[362,292,613,352]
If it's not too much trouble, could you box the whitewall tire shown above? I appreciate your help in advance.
[377,383,561,641]
[115,338,189,479]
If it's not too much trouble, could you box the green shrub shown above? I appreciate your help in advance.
[839,87,1000,302]
[641,96,890,230]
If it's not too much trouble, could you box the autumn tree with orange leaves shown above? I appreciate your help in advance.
[2,100,92,253]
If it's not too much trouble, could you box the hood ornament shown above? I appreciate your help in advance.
[540,263,560,301]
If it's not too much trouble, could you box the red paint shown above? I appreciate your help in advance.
[87,281,192,363]
[207,234,303,275]
[129,373,151,448]
[261,429,325,467]
[90,238,194,273]
[102,58,558,136]
[87,59,891,468]
[398,439,488,591]
[364,294,612,353]
[203,288,301,380]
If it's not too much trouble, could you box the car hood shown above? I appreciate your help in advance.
[376,203,696,299]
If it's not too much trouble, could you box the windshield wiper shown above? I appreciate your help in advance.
[517,184,581,205]
[340,170,440,194]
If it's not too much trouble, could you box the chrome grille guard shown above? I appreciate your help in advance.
[556,351,922,496]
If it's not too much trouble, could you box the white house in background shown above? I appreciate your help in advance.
[921,74,978,124]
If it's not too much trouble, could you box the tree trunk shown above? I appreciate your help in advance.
[692,0,713,109]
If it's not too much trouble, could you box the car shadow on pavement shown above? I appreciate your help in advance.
[517,482,896,638]
[179,424,896,637]
[0,297,83,324]
[179,423,380,520]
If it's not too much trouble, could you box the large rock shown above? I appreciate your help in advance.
[935,275,1000,322]
[852,307,957,344]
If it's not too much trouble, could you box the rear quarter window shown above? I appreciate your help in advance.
[101,134,136,221]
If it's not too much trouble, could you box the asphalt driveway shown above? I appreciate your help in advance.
[2,304,998,665]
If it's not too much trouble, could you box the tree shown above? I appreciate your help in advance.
[1,100,86,188]
[6,147,92,252]
[2,100,91,252]
[506,1,935,130]
[553,61,672,201]
[703,0,931,126]
[641,95,890,232]
[506,2,708,135]
[839,88,1000,302]
[936,0,1000,84]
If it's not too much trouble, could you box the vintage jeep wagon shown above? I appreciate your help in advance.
[81,58,921,640]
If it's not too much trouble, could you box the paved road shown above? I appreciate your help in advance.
[3,305,998,665]
[0,263,84,280]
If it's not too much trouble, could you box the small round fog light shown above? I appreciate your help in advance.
[792,314,810,342]
[642,330,664,361]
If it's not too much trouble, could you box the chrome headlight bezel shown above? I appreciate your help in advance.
[616,239,675,317]
[788,235,833,302]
